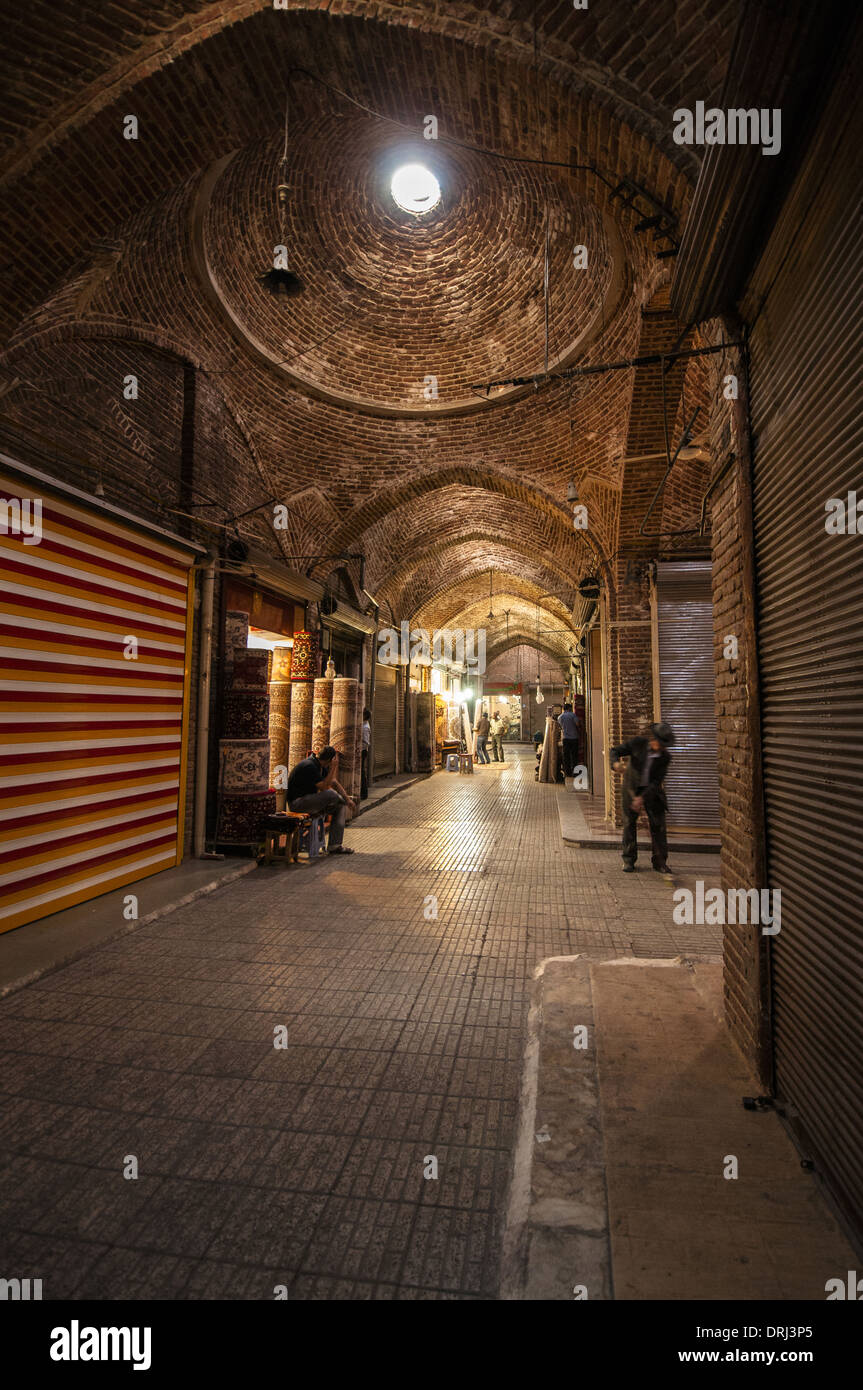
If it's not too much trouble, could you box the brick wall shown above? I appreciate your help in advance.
[484,644,567,688]
[703,325,770,1083]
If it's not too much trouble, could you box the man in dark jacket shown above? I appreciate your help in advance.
[609,722,675,873]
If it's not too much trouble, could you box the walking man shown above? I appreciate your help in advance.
[489,710,505,762]
[287,745,356,855]
[474,708,491,764]
[609,722,675,873]
[557,702,580,777]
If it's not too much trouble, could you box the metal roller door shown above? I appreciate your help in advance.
[749,111,863,1234]
[655,560,721,829]
[373,664,397,777]
[0,462,196,933]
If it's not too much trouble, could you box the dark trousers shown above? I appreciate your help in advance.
[361,748,369,800]
[562,738,579,776]
[622,788,668,868]
[491,734,504,761]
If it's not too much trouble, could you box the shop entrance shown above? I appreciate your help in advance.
[481,686,524,740]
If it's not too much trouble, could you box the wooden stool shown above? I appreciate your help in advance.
[458,752,473,774]
[262,813,307,865]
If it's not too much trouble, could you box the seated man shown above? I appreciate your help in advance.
[287,745,356,855]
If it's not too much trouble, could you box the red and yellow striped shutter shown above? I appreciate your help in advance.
[0,468,197,933]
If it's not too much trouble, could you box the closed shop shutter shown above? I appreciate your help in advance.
[748,99,863,1234]
[373,664,397,777]
[655,560,721,829]
[0,466,196,933]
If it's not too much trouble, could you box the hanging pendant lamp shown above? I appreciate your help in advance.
[260,92,304,296]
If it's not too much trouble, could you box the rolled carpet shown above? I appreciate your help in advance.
[287,679,314,775]
[329,676,358,794]
[311,677,335,754]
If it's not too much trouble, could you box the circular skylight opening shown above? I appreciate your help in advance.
[391,163,441,215]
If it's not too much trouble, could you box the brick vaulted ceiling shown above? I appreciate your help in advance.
[0,2,739,631]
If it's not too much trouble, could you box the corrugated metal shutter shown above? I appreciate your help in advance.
[0,468,195,933]
[749,112,863,1234]
[655,560,721,829]
[373,664,396,777]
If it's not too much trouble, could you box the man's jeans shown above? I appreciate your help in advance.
[562,737,579,776]
[621,787,668,869]
[491,734,504,761]
[475,737,490,764]
[289,790,346,849]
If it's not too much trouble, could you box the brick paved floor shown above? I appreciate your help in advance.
[0,749,722,1300]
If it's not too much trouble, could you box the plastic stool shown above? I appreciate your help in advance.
[298,814,325,858]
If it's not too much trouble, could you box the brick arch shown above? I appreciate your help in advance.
[381,542,579,626]
[422,598,575,669]
[0,0,737,188]
[322,464,603,571]
[0,321,305,546]
[428,583,573,633]
[0,328,326,561]
[484,634,571,679]
[383,565,572,618]
[615,292,714,564]
[0,2,710,354]
[369,521,582,601]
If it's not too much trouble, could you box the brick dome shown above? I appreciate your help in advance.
[204,117,619,415]
[0,0,731,635]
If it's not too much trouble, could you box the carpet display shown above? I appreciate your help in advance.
[223,691,269,739]
[268,680,291,783]
[219,739,270,793]
[216,609,275,843]
[290,631,319,682]
[311,677,335,753]
[271,645,293,683]
[230,649,269,691]
[351,686,363,799]
[218,790,277,843]
[415,691,435,773]
[329,676,358,793]
[287,679,314,774]
[435,698,447,752]
[538,715,561,783]
[225,610,250,654]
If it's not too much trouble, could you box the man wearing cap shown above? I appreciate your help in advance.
[609,722,676,874]
[287,745,356,855]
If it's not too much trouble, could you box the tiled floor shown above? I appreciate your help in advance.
[0,749,722,1300]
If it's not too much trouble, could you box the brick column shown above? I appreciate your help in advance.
[705,322,771,1084]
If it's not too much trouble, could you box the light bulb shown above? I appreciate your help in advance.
[536,687,544,704]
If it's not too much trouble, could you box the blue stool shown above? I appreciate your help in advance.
[298,814,325,858]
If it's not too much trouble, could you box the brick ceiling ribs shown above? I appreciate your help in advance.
[0,1,737,636]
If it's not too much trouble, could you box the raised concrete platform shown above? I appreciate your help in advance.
[361,771,430,815]
[0,858,259,1000]
[504,955,856,1300]
[0,774,429,1000]
[557,785,721,854]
